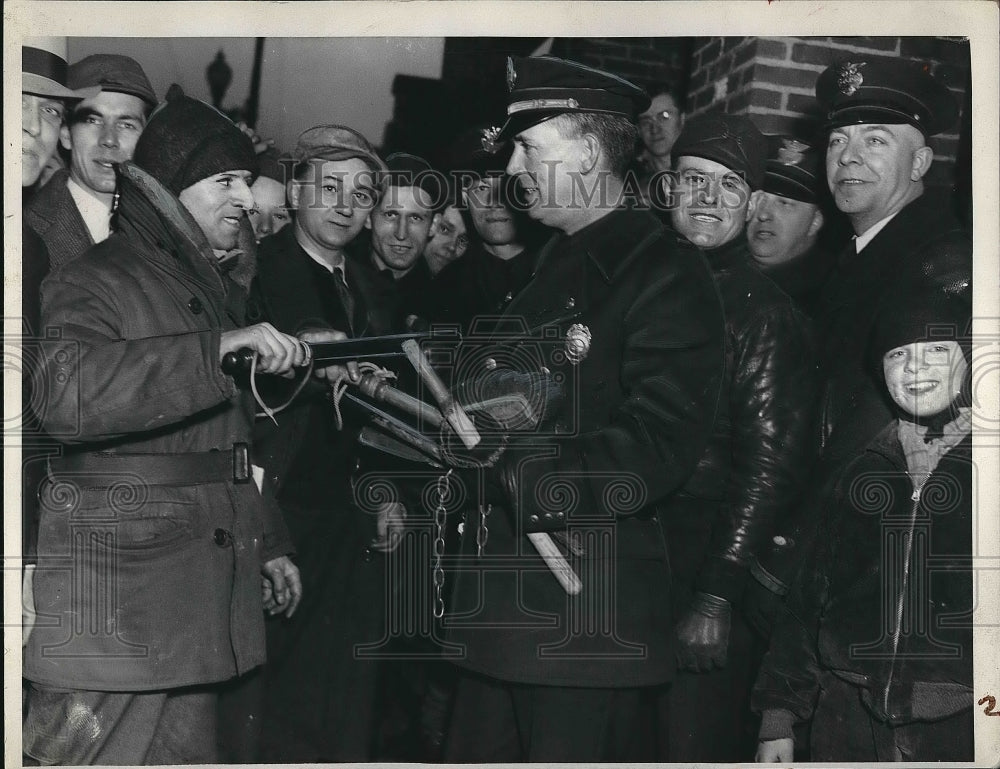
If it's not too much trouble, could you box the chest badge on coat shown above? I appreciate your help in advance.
[565,323,592,365]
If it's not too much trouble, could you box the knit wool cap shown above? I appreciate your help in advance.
[869,286,972,379]
[131,84,257,195]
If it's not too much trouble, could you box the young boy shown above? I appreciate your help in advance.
[752,288,974,763]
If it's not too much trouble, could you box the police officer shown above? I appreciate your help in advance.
[440,55,726,763]
[747,136,836,317]
[816,58,971,456]
[749,59,974,693]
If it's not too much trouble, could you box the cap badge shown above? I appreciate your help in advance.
[565,323,592,365]
[776,138,810,166]
[506,57,517,92]
[837,62,866,96]
[481,126,502,155]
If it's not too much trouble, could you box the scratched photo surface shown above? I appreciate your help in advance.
[6,2,999,767]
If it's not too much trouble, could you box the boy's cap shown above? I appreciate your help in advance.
[672,113,767,190]
[293,124,386,173]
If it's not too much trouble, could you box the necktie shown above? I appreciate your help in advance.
[333,266,355,334]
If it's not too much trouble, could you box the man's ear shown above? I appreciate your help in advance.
[580,133,601,174]
[807,207,825,237]
[910,144,934,182]
[746,189,762,221]
[364,212,373,231]
[59,123,72,152]
[428,212,443,237]
[287,180,302,210]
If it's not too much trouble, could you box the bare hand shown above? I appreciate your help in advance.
[220,322,307,377]
[298,328,360,384]
[371,501,407,552]
[261,556,302,617]
[756,738,793,763]
[235,121,275,155]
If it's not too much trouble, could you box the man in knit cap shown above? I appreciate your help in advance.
[26,53,157,270]
[23,85,304,765]
[659,113,820,762]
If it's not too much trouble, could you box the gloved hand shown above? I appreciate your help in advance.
[675,591,732,672]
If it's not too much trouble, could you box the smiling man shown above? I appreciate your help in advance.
[441,55,726,763]
[24,84,303,766]
[659,113,819,763]
[25,54,156,270]
[811,58,971,454]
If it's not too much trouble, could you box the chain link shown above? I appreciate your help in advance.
[432,470,452,620]
[477,503,492,557]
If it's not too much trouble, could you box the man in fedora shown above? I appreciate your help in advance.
[26,53,157,270]
[440,55,726,762]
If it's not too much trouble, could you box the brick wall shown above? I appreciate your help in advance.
[685,36,971,187]
[552,37,691,99]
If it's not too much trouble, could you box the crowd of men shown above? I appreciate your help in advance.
[20,36,974,764]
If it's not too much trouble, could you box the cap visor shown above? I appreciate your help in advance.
[762,173,817,204]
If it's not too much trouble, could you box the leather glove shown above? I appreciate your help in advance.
[675,591,732,672]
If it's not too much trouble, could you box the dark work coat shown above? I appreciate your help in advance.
[754,241,836,320]
[24,169,95,272]
[25,162,291,691]
[443,206,726,688]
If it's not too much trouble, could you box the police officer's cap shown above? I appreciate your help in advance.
[672,113,767,190]
[816,59,959,137]
[762,135,823,205]
[494,56,650,143]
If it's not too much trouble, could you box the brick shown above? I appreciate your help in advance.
[750,87,784,111]
[756,39,789,61]
[721,36,746,53]
[754,63,822,90]
[832,37,899,53]
[734,41,757,67]
[693,87,715,110]
[689,68,709,92]
[787,92,823,117]
[728,91,751,114]
[792,43,898,69]
[700,39,722,67]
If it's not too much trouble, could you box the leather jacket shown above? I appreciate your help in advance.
[669,234,820,604]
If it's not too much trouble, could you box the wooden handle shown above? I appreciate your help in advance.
[527,532,583,595]
[402,339,480,449]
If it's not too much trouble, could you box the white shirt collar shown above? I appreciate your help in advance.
[294,227,347,284]
[66,176,113,243]
[854,211,900,253]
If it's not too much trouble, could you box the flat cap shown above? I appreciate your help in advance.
[816,58,959,137]
[494,55,650,143]
[293,124,386,173]
[69,54,157,107]
[381,152,444,209]
[672,113,767,190]
[23,38,99,100]
[762,135,823,204]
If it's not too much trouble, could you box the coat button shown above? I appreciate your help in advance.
[362,546,374,562]
[188,296,204,314]
[503,291,513,303]
[529,514,539,524]
[213,528,232,547]
[565,297,576,309]
[484,357,498,370]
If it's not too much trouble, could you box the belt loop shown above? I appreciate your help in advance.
[233,442,250,484]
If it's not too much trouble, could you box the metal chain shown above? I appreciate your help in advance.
[477,503,492,557]
[432,470,452,620]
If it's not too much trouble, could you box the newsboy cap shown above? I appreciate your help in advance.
[762,135,823,205]
[293,124,386,173]
[672,113,767,190]
[69,54,158,107]
[494,55,650,143]
[23,38,99,100]
[816,58,959,137]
